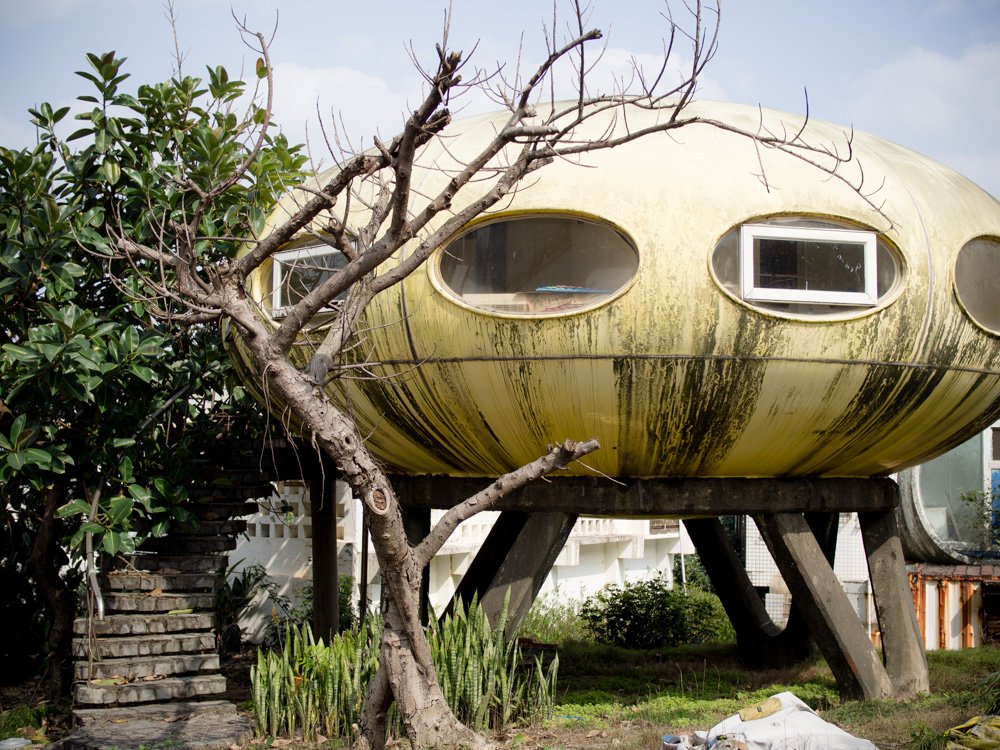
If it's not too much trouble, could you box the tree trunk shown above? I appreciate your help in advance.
[355,507,484,749]
[254,355,483,747]
[28,481,76,699]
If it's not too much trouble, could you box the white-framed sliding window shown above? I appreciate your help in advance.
[271,244,348,313]
[739,224,878,307]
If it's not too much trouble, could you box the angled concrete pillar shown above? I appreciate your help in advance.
[445,512,529,618]
[756,512,893,700]
[859,507,929,697]
[684,518,812,667]
[448,511,577,637]
[309,471,339,641]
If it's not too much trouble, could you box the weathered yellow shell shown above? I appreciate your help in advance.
[239,101,1000,478]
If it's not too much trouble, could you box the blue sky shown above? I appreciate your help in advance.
[2,0,998,197]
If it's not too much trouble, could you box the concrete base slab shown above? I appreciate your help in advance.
[69,701,251,750]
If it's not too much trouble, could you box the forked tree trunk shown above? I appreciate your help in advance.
[357,596,484,750]
[354,509,485,749]
[257,357,485,748]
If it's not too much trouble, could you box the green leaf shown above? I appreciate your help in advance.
[108,495,134,526]
[3,344,41,363]
[118,456,133,483]
[131,364,155,383]
[127,483,152,503]
[111,437,136,448]
[255,57,268,79]
[102,531,124,555]
[21,447,54,469]
[57,498,92,518]
[8,414,26,446]
[102,155,121,185]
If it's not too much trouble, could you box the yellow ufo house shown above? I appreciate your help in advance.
[243,100,1000,481]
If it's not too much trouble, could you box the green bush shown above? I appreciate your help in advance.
[580,574,734,649]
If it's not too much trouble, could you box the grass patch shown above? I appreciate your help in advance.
[0,705,44,737]
[550,642,1000,748]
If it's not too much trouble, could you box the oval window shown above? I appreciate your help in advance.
[955,236,1000,334]
[437,215,639,315]
[711,216,901,317]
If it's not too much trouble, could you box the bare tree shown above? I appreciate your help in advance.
[51,1,880,746]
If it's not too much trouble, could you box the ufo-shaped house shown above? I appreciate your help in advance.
[238,101,1000,699]
[246,100,1000,481]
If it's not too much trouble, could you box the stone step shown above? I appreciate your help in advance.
[73,632,216,659]
[73,699,239,726]
[74,653,220,681]
[74,613,214,637]
[73,674,227,706]
[101,571,223,592]
[142,536,237,554]
[103,591,216,613]
[115,554,227,574]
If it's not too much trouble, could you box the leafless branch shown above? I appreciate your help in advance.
[413,438,600,566]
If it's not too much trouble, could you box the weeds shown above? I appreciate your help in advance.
[516,591,589,644]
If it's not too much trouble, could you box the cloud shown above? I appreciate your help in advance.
[270,61,421,159]
[5,0,84,25]
[849,41,1000,196]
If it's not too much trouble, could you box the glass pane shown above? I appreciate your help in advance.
[917,433,985,547]
[955,237,1000,333]
[753,238,866,293]
[439,216,638,315]
[712,217,898,316]
[277,250,348,307]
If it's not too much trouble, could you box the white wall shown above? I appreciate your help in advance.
[234,483,693,640]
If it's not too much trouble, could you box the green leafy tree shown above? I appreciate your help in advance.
[0,54,289,694]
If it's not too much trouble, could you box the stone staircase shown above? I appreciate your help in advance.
[71,456,276,724]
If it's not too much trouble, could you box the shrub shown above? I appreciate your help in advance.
[580,574,734,649]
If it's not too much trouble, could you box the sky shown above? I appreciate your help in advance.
[1,0,998,198]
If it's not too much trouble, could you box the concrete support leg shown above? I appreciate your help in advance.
[684,518,811,667]
[448,512,577,637]
[309,472,339,641]
[756,513,892,700]
[859,507,929,697]
[446,512,529,617]
[401,506,431,626]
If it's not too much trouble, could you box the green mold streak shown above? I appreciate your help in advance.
[801,306,991,475]
[615,307,778,477]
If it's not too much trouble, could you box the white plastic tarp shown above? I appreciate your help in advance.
[689,691,877,750]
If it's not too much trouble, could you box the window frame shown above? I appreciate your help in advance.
[271,244,348,314]
[434,213,640,317]
[739,223,879,307]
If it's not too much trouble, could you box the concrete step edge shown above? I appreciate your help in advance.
[74,653,221,681]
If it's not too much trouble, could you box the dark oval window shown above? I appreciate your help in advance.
[711,216,901,317]
[955,236,1000,334]
[437,215,639,315]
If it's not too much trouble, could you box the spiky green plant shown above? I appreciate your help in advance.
[250,597,558,740]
